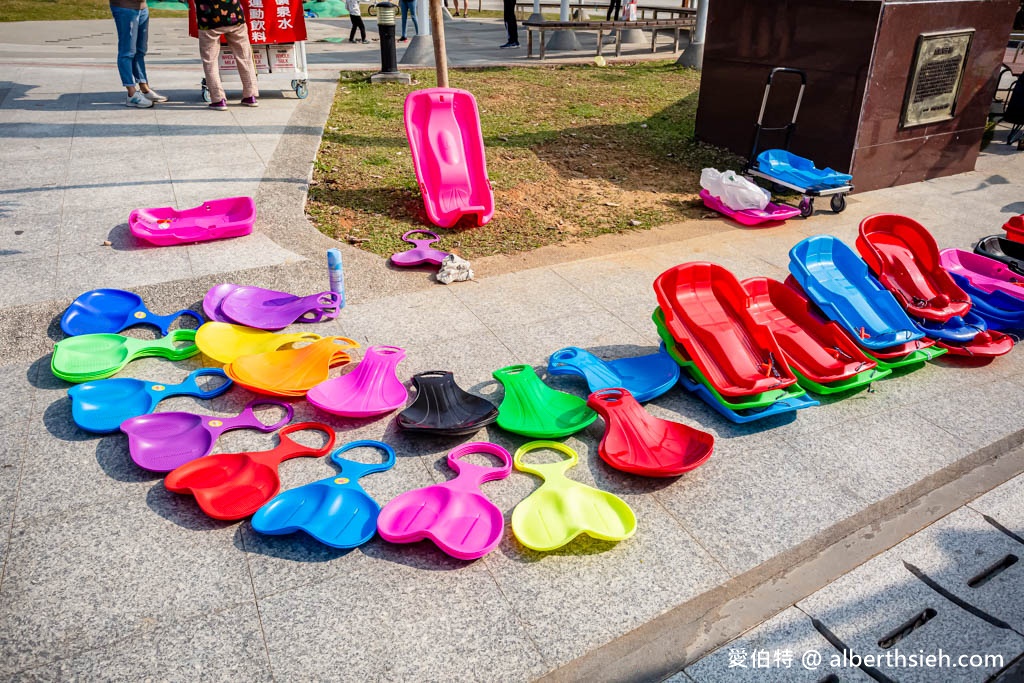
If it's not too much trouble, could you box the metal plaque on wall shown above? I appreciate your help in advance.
[901,30,974,128]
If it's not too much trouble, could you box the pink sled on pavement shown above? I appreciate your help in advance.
[699,189,801,227]
[404,88,494,229]
[129,196,256,246]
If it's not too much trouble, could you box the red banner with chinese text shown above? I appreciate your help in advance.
[188,0,307,44]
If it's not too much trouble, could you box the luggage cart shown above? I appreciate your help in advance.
[189,0,310,100]
[744,67,853,218]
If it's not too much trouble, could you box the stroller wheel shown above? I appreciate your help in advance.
[830,194,847,213]
[799,197,814,218]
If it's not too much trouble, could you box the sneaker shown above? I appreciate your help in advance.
[360,39,370,43]
[398,36,408,42]
[141,89,168,103]
[209,98,228,111]
[499,42,520,48]
[241,96,259,107]
[126,91,154,108]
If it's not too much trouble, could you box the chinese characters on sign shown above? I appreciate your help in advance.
[243,0,306,44]
[901,30,974,128]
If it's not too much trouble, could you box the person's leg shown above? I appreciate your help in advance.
[110,6,139,94]
[224,23,259,101]
[354,15,366,40]
[133,8,149,90]
[198,29,227,105]
[409,0,419,33]
[502,0,518,45]
[350,17,358,41]
[613,0,621,20]
[399,0,408,38]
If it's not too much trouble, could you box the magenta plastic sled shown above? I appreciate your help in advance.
[129,196,255,246]
[939,248,1024,302]
[306,345,408,418]
[699,189,801,227]
[376,442,511,560]
[390,230,450,267]
[404,88,494,229]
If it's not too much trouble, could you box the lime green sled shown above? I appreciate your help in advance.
[793,366,890,395]
[652,308,807,410]
[52,329,199,382]
[510,440,636,552]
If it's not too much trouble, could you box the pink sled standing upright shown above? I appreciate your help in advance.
[404,88,494,229]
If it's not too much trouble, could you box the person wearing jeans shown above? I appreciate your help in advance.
[110,0,167,108]
[500,0,518,48]
[398,0,418,41]
[195,0,259,109]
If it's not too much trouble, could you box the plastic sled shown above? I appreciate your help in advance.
[68,368,231,434]
[164,422,335,520]
[223,337,359,397]
[1003,215,1024,243]
[219,286,341,331]
[654,262,797,398]
[510,441,636,552]
[195,322,324,365]
[546,346,680,403]
[306,345,408,418]
[122,398,293,472]
[742,277,880,386]
[587,388,714,477]
[61,289,203,337]
[51,329,199,383]
[861,338,946,369]
[788,236,924,350]
[756,149,853,190]
[202,283,243,323]
[677,367,819,424]
[652,309,806,409]
[948,272,1024,330]
[390,230,450,267]
[934,330,1014,358]
[396,371,498,436]
[404,88,494,228]
[939,248,1024,301]
[974,236,1024,276]
[129,196,255,246]
[856,214,971,322]
[251,440,394,548]
[492,364,596,438]
[913,312,987,344]
[376,442,510,560]
[699,189,801,227]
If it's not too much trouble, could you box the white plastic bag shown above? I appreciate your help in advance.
[623,0,637,21]
[700,168,770,211]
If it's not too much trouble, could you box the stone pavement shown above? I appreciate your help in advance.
[1,16,1024,683]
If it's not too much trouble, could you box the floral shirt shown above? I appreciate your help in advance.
[195,0,246,30]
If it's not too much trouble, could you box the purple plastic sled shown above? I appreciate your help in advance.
[939,248,1024,302]
[390,230,450,268]
[202,284,340,330]
[129,197,255,246]
[122,399,293,472]
[699,189,801,227]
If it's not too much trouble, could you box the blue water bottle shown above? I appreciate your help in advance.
[327,248,345,309]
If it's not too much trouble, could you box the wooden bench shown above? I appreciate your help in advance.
[515,2,694,21]
[523,16,695,60]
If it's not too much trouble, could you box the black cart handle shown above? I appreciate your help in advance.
[757,67,808,127]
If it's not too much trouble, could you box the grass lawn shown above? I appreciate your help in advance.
[307,61,740,260]
[1,0,186,21]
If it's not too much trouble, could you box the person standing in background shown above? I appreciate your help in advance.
[110,0,168,108]
[500,0,518,48]
[194,0,259,109]
[346,0,367,42]
[398,0,419,42]
[605,0,621,21]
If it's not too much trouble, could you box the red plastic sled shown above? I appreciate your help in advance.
[699,189,801,227]
[129,196,255,246]
[935,330,1014,358]
[404,88,494,229]
[587,388,713,477]
[856,214,971,322]
[1003,215,1024,243]
[654,262,798,397]
[742,277,877,383]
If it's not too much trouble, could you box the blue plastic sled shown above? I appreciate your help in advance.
[913,311,988,344]
[757,150,853,191]
[546,346,680,403]
[68,368,231,434]
[61,288,204,336]
[251,440,395,549]
[788,235,924,350]
[949,272,1024,330]
[677,364,819,424]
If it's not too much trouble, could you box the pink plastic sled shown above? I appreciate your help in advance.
[940,248,1024,301]
[404,88,494,229]
[699,189,801,227]
[129,196,255,246]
